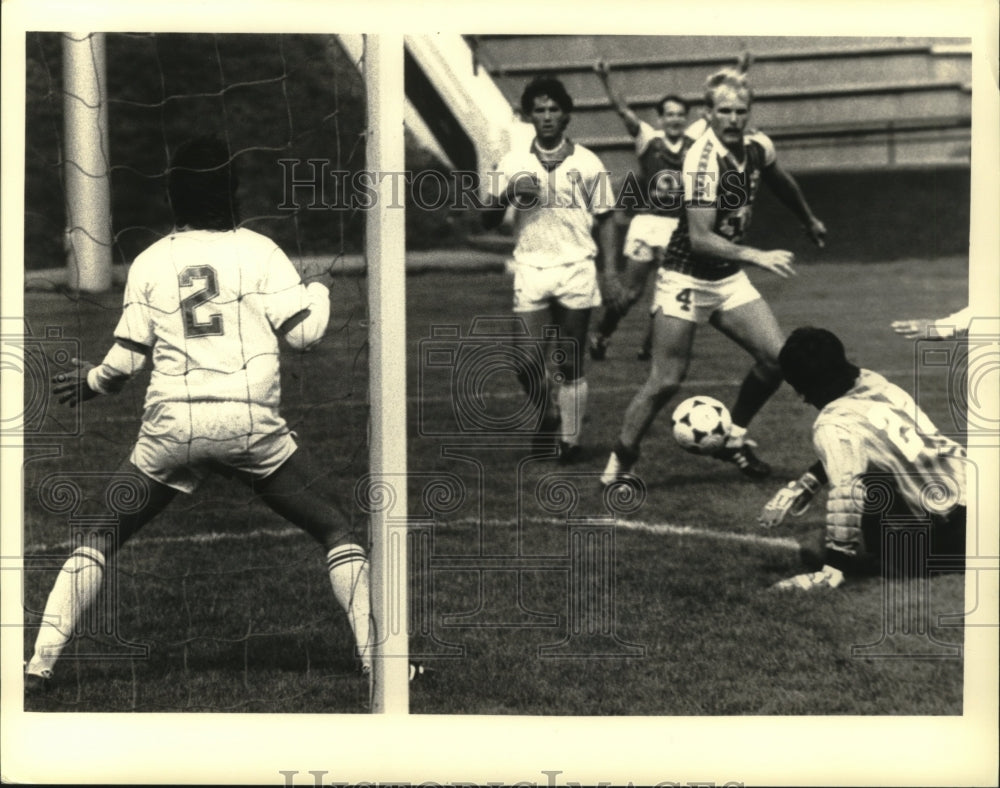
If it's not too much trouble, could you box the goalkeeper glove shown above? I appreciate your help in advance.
[758,470,822,528]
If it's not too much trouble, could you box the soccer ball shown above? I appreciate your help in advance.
[671,396,732,454]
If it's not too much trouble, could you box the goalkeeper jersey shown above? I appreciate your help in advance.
[114,228,312,414]
[812,369,967,555]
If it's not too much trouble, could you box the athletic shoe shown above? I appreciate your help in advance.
[588,333,609,361]
[771,565,845,591]
[409,662,433,682]
[600,450,633,486]
[24,668,53,695]
[714,439,772,478]
[557,441,586,465]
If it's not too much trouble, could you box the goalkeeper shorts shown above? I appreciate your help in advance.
[130,402,297,493]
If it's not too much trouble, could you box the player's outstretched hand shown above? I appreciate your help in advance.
[891,318,936,339]
[758,471,822,528]
[753,249,796,278]
[52,357,98,407]
[805,217,827,248]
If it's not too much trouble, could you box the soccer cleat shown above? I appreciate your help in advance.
[409,662,433,682]
[557,441,586,465]
[714,438,772,478]
[24,668,53,695]
[600,450,633,486]
[588,333,609,361]
[771,565,845,591]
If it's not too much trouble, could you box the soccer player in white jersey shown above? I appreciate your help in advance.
[483,76,625,462]
[602,69,826,484]
[771,327,967,590]
[25,138,372,691]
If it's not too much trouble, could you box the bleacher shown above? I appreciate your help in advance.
[467,35,971,174]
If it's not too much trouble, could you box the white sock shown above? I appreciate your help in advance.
[27,546,105,677]
[326,544,372,672]
[557,377,588,446]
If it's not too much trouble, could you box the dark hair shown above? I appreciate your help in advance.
[520,76,574,117]
[779,327,860,406]
[657,94,689,115]
[167,136,240,231]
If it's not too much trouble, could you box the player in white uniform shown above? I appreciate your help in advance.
[483,76,625,462]
[25,138,372,691]
[602,69,826,485]
[771,327,967,590]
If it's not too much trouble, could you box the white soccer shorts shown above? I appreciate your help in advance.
[622,214,680,264]
[512,259,602,312]
[130,402,297,493]
[651,269,762,324]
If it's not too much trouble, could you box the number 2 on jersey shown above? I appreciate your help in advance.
[179,265,224,338]
[867,403,923,462]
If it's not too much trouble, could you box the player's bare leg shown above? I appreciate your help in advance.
[602,310,695,483]
[708,298,785,477]
[25,461,175,690]
[251,450,372,674]
[549,302,592,462]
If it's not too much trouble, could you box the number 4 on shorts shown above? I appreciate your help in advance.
[676,287,692,312]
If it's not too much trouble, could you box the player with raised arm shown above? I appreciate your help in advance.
[601,68,827,485]
[587,59,694,362]
[771,327,967,590]
[25,137,372,691]
[481,76,625,462]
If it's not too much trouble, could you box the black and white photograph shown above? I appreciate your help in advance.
[2,0,998,785]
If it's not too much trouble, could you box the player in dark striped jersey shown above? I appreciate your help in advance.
[772,327,967,590]
[588,59,695,362]
[602,68,826,485]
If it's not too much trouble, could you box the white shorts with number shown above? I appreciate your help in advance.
[651,269,762,324]
[130,401,297,493]
[512,259,602,313]
[623,214,680,264]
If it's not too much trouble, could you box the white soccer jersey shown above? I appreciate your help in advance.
[489,142,613,269]
[114,228,312,414]
[812,369,967,555]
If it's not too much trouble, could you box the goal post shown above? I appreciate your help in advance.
[62,32,112,293]
[364,33,410,714]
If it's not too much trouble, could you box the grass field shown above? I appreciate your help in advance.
[20,255,971,714]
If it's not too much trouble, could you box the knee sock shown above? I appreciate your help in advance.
[730,368,782,427]
[326,544,372,673]
[27,546,105,676]
[557,377,588,446]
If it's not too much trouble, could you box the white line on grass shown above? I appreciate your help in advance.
[25,516,798,554]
